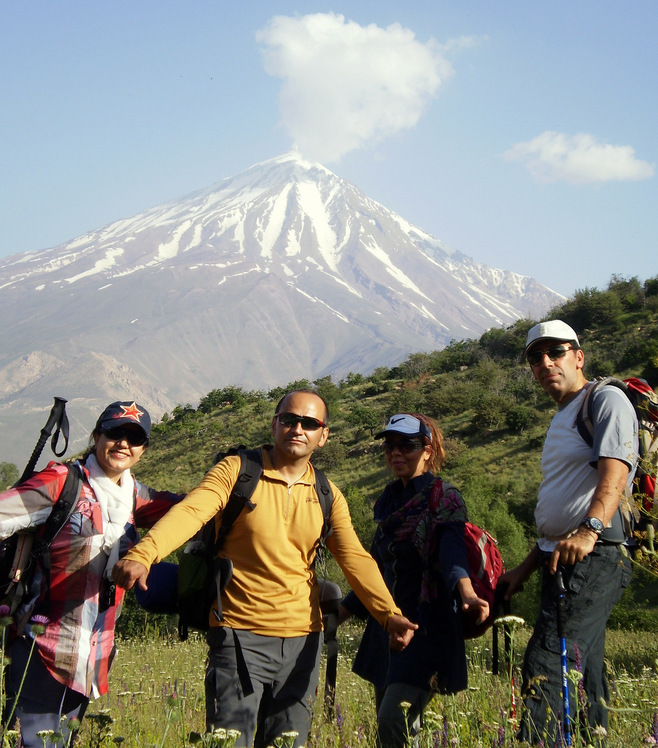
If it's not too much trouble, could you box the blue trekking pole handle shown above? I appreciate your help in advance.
[555,568,571,746]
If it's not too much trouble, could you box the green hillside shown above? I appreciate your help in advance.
[130,274,658,630]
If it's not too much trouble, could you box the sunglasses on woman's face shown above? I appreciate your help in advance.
[276,412,327,431]
[381,438,425,454]
[103,425,149,447]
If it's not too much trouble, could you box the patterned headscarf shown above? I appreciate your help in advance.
[377,477,467,605]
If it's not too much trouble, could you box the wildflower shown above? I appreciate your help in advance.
[591,725,607,739]
[642,737,657,746]
[87,710,114,729]
[0,603,12,627]
[29,613,49,636]
[66,717,81,732]
[493,615,525,629]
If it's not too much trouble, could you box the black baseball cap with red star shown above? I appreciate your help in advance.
[95,401,151,438]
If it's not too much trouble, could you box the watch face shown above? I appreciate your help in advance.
[585,517,604,533]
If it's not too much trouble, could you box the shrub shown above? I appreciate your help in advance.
[424,379,474,416]
[553,286,623,330]
[607,274,645,311]
[312,439,346,471]
[471,392,508,430]
[645,275,658,297]
[0,462,18,490]
[434,339,483,372]
[341,484,376,547]
[505,405,536,433]
[345,404,384,436]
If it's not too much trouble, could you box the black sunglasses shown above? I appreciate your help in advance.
[381,438,426,454]
[103,425,149,447]
[276,412,327,431]
[527,345,576,367]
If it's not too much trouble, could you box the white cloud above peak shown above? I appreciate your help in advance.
[257,13,462,163]
[503,131,655,184]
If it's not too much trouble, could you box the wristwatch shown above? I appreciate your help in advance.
[580,516,605,536]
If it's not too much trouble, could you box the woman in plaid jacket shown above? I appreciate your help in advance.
[0,401,181,748]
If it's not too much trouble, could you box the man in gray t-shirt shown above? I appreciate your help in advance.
[501,320,637,745]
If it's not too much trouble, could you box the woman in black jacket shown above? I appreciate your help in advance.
[339,413,488,748]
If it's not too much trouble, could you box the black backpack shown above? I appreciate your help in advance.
[175,448,334,641]
[0,464,82,627]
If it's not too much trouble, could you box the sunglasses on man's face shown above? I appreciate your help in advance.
[527,345,576,367]
[103,426,149,447]
[276,412,327,431]
[381,438,426,454]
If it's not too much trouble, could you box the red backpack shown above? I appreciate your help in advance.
[427,477,505,639]
[461,521,505,638]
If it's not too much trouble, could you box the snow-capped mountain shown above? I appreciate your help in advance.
[0,152,561,467]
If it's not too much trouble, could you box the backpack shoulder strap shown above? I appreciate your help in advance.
[32,463,83,557]
[213,448,263,553]
[575,377,628,448]
[313,467,333,541]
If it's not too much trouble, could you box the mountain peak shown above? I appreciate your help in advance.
[0,154,561,467]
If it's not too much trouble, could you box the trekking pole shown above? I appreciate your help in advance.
[555,569,571,746]
[15,397,69,486]
[491,582,510,676]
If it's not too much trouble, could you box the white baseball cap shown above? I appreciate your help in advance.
[524,320,580,354]
[375,414,432,441]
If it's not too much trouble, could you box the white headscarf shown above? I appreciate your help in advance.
[85,453,134,578]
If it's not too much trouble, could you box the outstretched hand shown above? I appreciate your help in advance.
[499,566,529,600]
[112,559,150,591]
[386,614,418,651]
[499,545,541,600]
[460,592,490,625]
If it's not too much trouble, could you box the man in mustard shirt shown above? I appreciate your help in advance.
[113,389,417,747]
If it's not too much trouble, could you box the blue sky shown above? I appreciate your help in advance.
[1,0,655,298]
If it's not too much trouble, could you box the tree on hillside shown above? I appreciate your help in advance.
[0,461,18,490]
[346,404,384,436]
[552,286,623,330]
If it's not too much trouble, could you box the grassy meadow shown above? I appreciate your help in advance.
[3,278,658,746]
[73,623,658,747]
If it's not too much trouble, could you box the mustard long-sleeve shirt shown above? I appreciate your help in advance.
[123,448,401,636]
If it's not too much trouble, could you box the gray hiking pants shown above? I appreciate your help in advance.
[375,682,431,748]
[205,627,322,747]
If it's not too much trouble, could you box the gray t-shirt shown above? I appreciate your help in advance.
[535,383,638,552]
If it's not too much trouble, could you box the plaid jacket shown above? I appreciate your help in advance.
[0,460,180,697]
